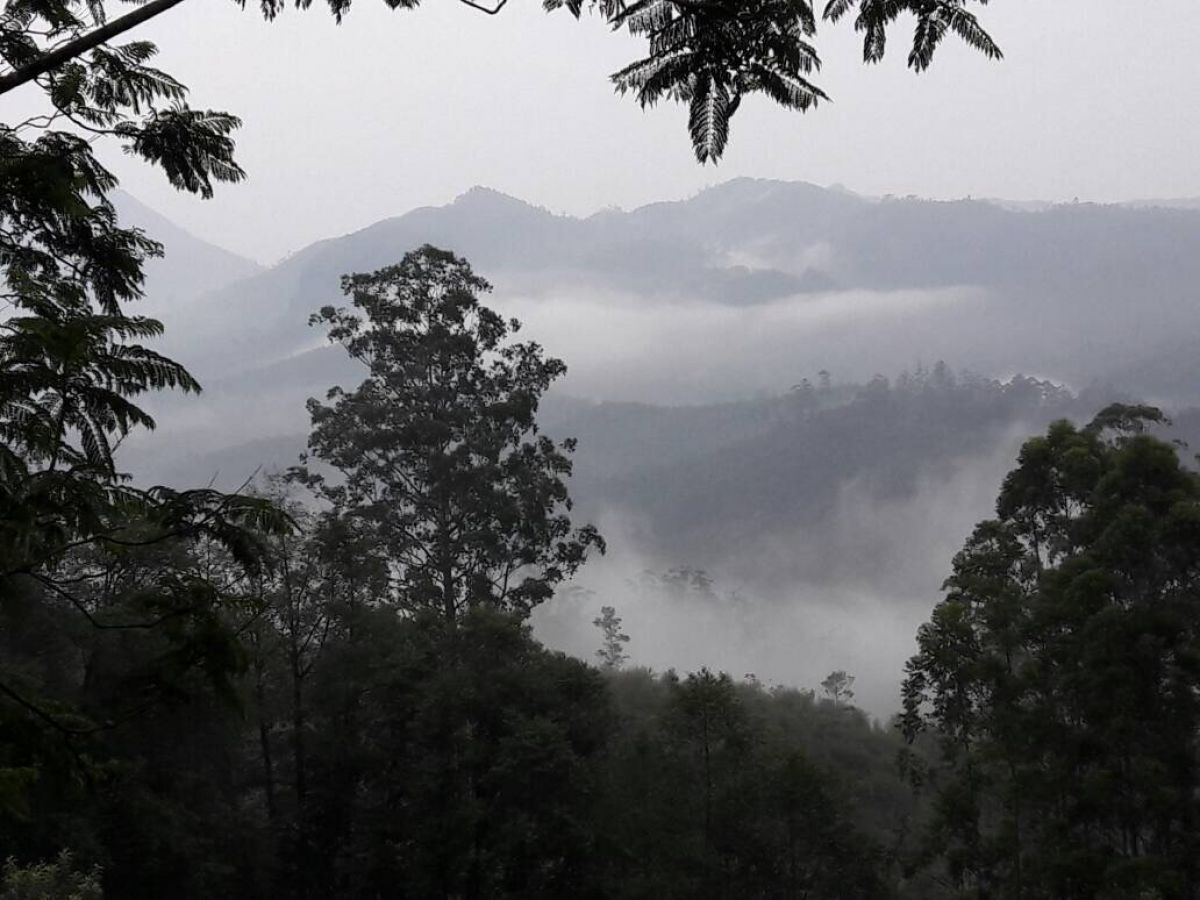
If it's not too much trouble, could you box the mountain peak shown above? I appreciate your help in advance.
[452,185,541,212]
[697,177,854,203]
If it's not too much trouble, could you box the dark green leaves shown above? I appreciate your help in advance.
[686,73,736,163]
[0,312,198,473]
[828,0,1001,70]
[299,246,603,621]
[903,410,1200,896]
[611,1,825,163]
[119,107,245,198]
[247,0,997,163]
[0,2,288,775]
[5,0,1001,169]
[605,0,998,161]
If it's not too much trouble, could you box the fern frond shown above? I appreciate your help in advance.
[824,0,856,23]
[612,48,693,106]
[688,72,733,164]
[748,64,828,111]
[946,5,1002,61]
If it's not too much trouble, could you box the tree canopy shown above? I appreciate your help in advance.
[0,0,284,817]
[901,405,1200,898]
[294,245,603,621]
[2,0,1001,162]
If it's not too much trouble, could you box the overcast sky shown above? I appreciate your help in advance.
[102,0,1200,263]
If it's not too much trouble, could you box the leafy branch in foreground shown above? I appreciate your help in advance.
[0,0,288,780]
[572,0,1002,161]
[2,1,1001,165]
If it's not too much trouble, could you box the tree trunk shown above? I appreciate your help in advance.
[291,651,307,804]
[254,652,278,824]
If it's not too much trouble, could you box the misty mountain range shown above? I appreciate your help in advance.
[137,177,1200,393]
[123,176,1200,493]
[117,180,1200,709]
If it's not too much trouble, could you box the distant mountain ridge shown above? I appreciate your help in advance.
[151,178,1200,400]
[113,191,263,312]
[124,178,1200,494]
[157,180,861,376]
[110,184,1200,722]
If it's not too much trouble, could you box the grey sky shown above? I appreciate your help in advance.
[108,0,1200,263]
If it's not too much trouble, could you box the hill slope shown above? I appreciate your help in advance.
[113,191,263,313]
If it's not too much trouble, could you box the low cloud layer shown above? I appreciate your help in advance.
[497,283,987,404]
[534,428,1029,720]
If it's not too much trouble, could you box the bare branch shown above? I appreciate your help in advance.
[457,0,509,14]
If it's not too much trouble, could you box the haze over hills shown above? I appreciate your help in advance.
[1126,197,1200,211]
[112,190,263,313]
[153,178,1200,401]
[14,6,1200,891]
[120,180,1200,714]
[131,177,1200,487]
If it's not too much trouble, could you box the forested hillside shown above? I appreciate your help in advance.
[6,3,1200,895]
[115,223,1200,713]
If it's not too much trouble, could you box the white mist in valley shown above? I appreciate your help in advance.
[494,282,988,404]
[110,181,1200,727]
[534,427,1030,720]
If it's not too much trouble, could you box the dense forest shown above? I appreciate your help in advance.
[0,244,920,898]
[5,241,1200,898]
[5,2,1200,899]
